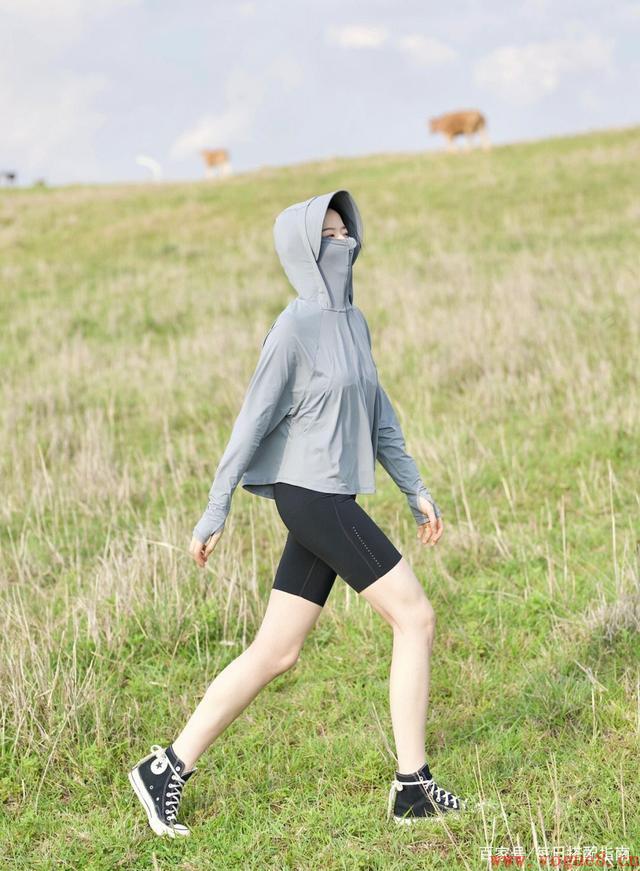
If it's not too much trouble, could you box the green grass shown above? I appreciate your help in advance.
[1,126,639,869]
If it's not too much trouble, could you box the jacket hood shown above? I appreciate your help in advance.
[273,189,364,311]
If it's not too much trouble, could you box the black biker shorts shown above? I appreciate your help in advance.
[272,481,403,607]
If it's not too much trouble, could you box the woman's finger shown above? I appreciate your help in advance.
[189,536,208,567]
[204,527,223,558]
[417,521,433,545]
[419,499,438,545]
[431,517,444,543]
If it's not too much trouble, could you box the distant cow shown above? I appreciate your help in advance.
[429,110,490,152]
[0,170,17,185]
[201,148,232,180]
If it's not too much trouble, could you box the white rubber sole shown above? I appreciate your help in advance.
[392,814,445,825]
[128,767,190,838]
[392,808,464,825]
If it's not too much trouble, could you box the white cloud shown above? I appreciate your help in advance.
[0,0,139,43]
[237,1,257,17]
[395,34,457,66]
[0,0,132,12]
[170,58,304,161]
[475,35,615,103]
[0,0,140,182]
[327,25,389,48]
[170,70,262,160]
[328,25,457,68]
[170,108,254,160]
[617,2,640,20]
[0,63,110,182]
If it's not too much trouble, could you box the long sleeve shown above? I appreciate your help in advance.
[376,383,442,524]
[192,317,297,544]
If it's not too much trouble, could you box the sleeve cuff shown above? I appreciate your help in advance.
[408,485,441,525]
[192,511,227,544]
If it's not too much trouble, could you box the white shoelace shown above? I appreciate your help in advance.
[386,774,461,820]
[149,744,187,825]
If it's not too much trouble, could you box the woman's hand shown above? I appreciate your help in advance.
[189,527,225,567]
[416,493,444,547]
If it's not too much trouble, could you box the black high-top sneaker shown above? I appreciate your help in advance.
[386,761,464,825]
[128,743,197,837]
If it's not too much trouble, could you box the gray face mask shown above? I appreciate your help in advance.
[317,235,359,308]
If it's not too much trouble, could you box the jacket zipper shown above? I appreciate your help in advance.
[345,246,365,384]
[345,246,355,345]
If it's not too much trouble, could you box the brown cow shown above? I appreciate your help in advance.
[201,148,232,180]
[428,110,490,152]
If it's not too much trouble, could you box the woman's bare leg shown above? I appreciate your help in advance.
[359,557,436,774]
[172,589,323,771]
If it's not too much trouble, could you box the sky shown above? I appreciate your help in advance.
[1,0,638,187]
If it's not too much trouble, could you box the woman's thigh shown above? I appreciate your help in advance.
[252,587,324,661]
[358,557,435,632]
[273,482,403,603]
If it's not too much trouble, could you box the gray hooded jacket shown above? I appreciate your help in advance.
[192,189,441,544]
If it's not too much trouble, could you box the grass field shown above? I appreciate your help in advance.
[1,125,639,869]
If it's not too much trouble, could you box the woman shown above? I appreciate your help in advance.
[128,189,464,836]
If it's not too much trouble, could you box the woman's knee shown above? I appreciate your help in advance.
[248,640,301,677]
[363,559,436,638]
[396,596,436,640]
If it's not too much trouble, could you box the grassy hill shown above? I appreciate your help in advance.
[1,125,639,869]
